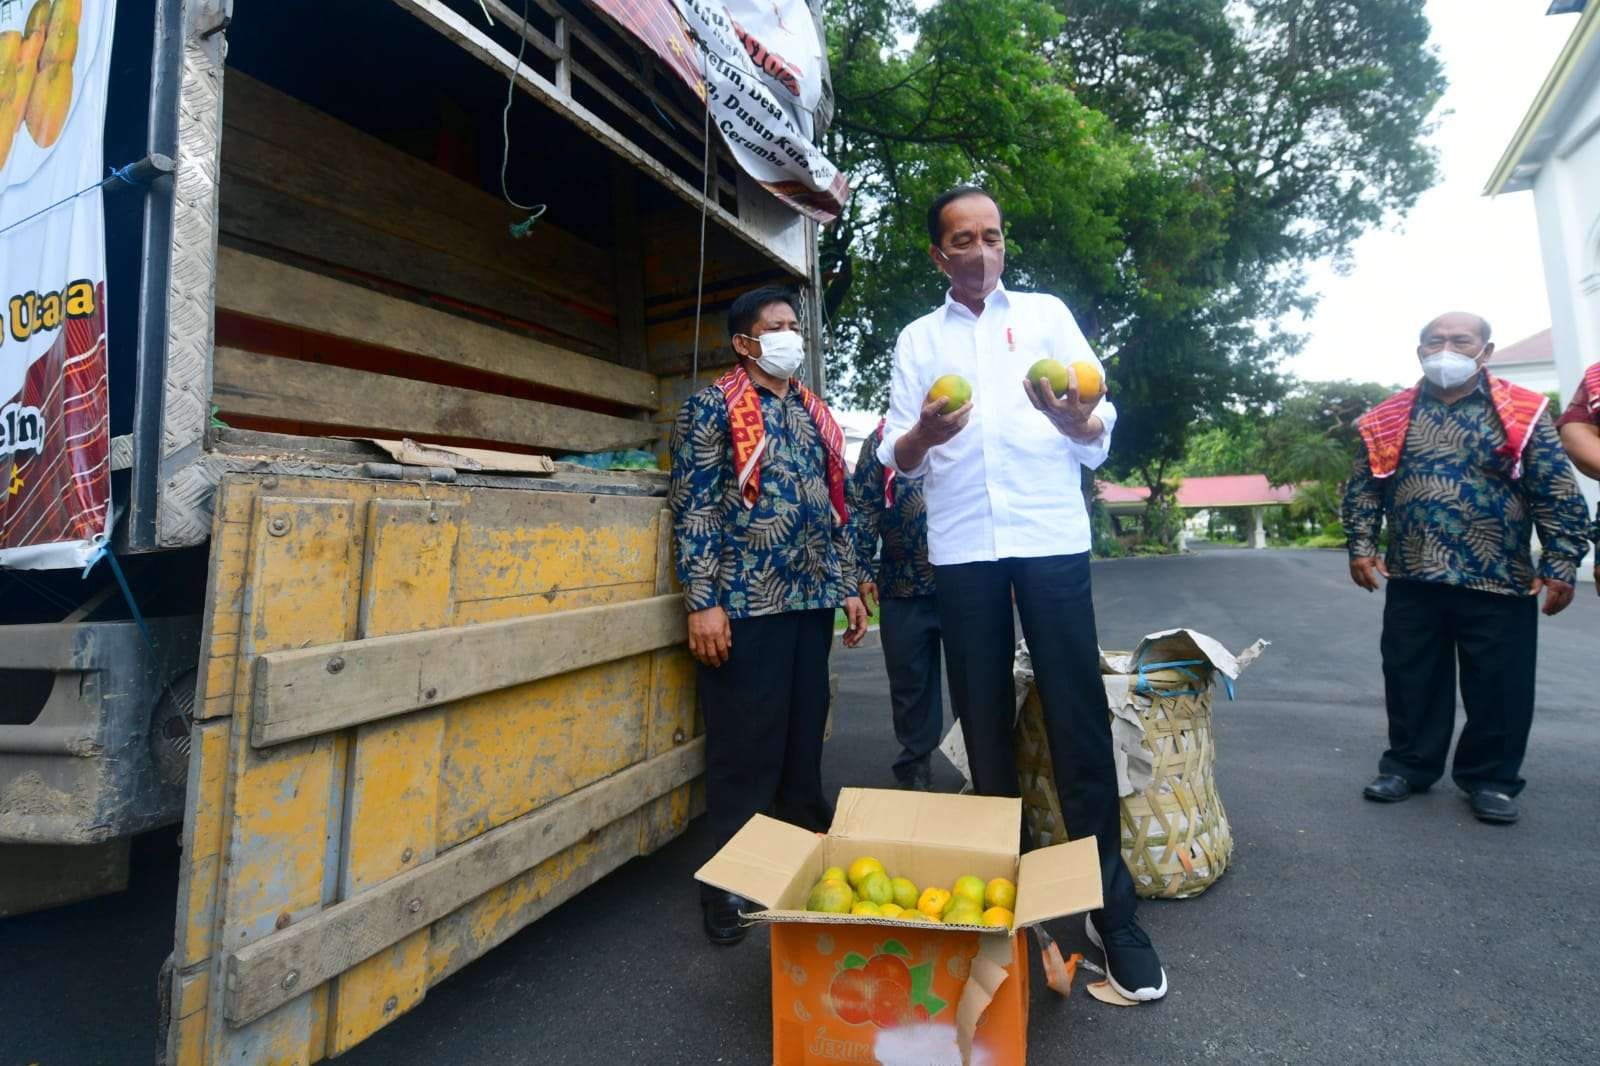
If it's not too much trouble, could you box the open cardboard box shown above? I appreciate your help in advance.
[697,788,1102,1065]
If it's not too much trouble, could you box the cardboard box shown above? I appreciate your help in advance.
[697,788,1102,1065]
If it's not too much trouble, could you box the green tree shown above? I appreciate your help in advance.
[1259,379,1393,486]
[820,0,1128,404]
[1058,0,1444,500]
[820,0,1444,543]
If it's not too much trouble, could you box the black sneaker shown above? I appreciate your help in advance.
[1086,913,1168,1002]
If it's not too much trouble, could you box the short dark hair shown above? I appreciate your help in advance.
[1419,313,1492,344]
[727,285,798,341]
[926,186,1002,246]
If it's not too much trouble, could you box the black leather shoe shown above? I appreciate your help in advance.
[702,890,749,945]
[1362,774,1412,802]
[896,761,934,792]
[1469,790,1518,825]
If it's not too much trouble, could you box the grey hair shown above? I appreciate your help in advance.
[1419,313,1492,344]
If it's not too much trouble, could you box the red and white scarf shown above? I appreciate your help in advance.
[1358,372,1549,481]
[876,418,895,507]
[716,364,849,522]
[1584,361,1600,418]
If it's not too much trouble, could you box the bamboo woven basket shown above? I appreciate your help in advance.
[1015,658,1232,900]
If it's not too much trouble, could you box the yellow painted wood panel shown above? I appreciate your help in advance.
[450,580,657,625]
[175,721,232,968]
[425,815,642,987]
[435,656,652,849]
[450,494,663,602]
[205,496,361,1066]
[329,500,458,1055]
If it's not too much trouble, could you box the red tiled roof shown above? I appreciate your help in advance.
[1097,474,1299,508]
[1488,329,1553,368]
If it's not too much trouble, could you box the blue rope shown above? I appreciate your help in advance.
[81,544,158,658]
[0,159,149,240]
[1132,657,1234,700]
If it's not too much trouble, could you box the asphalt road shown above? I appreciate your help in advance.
[4,549,1598,1065]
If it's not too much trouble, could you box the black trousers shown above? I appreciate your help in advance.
[1380,579,1538,795]
[879,594,945,779]
[697,608,836,856]
[935,553,1137,928]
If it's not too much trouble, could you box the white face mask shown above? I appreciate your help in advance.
[749,330,806,379]
[1419,346,1483,390]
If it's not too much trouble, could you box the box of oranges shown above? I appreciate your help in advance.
[696,788,1102,1065]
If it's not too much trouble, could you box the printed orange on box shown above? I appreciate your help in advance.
[698,788,1102,1066]
[770,922,1028,1065]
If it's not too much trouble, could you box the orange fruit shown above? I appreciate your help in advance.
[859,871,894,906]
[807,878,854,914]
[847,856,886,890]
[24,61,70,148]
[944,900,984,926]
[878,903,904,920]
[850,901,882,917]
[916,886,951,920]
[1069,359,1105,400]
[890,877,919,910]
[1027,358,1070,395]
[981,906,1014,929]
[984,878,1017,911]
[951,875,986,908]
[925,374,972,413]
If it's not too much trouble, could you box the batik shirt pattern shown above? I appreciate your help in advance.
[670,383,861,618]
[1342,379,1589,595]
[847,427,936,598]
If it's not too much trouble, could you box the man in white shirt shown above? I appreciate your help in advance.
[879,186,1167,1002]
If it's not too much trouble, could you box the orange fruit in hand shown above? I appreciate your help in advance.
[1069,359,1105,400]
[926,374,972,412]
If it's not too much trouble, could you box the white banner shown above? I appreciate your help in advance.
[672,0,848,221]
[0,0,116,569]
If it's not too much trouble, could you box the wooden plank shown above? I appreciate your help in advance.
[392,0,808,279]
[251,594,685,746]
[433,655,652,849]
[215,247,657,410]
[641,509,698,853]
[212,347,654,454]
[205,496,362,1066]
[327,500,458,1054]
[222,72,616,312]
[449,489,663,603]
[425,814,639,986]
[612,166,648,370]
[218,177,614,356]
[222,739,706,1027]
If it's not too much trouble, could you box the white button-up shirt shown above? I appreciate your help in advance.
[877,283,1115,566]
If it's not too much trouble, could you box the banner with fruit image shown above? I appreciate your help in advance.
[0,0,113,569]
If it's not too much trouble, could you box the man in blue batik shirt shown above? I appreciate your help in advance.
[669,286,869,946]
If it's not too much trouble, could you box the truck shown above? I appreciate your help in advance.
[0,1,836,1061]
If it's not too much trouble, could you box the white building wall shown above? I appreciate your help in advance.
[1530,81,1600,526]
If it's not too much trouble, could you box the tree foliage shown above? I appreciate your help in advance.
[821,0,1444,507]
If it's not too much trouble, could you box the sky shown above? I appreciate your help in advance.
[1288,0,1580,387]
